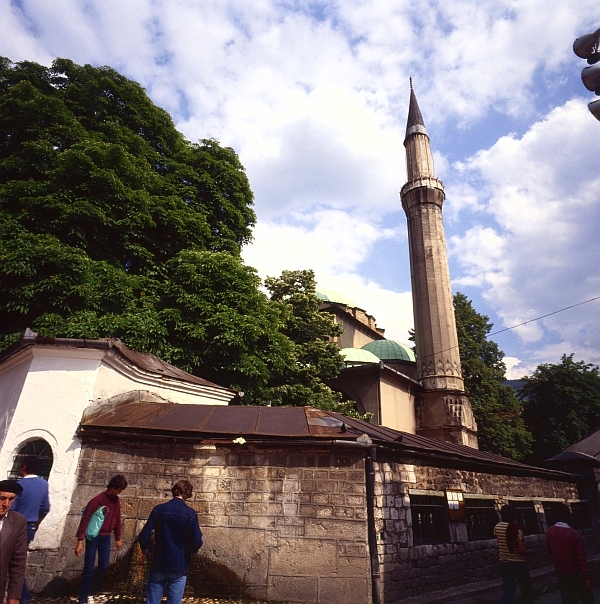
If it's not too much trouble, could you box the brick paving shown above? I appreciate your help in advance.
[29,597,268,604]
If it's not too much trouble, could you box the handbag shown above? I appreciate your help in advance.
[85,505,108,541]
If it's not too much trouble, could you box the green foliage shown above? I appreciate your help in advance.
[264,270,371,420]
[519,354,600,462]
[454,293,533,460]
[0,58,358,418]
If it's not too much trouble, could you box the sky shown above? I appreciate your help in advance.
[2,0,600,378]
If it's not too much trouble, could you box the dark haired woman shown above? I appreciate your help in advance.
[75,474,128,604]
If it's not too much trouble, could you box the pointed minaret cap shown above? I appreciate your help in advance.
[404,79,428,144]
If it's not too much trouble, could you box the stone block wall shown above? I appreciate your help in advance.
[31,439,372,604]
[372,458,594,602]
[26,438,599,604]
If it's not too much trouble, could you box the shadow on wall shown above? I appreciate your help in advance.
[41,543,252,600]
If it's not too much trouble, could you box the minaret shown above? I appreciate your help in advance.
[400,82,478,448]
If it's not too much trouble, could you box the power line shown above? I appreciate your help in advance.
[411,295,600,364]
[489,295,600,337]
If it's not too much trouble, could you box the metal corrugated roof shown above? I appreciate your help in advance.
[82,404,338,438]
[79,403,575,480]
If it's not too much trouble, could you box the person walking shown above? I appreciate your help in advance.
[12,456,51,603]
[546,503,593,604]
[75,474,127,604]
[494,504,535,604]
[138,480,203,604]
[0,480,28,604]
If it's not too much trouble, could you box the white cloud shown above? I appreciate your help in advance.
[3,0,600,373]
[450,99,600,365]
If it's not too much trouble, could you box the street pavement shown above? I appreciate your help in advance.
[26,562,600,604]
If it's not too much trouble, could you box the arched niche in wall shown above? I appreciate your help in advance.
[8,438,54,480]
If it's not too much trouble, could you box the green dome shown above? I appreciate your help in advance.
[340,348,380,364]
[316,288,359,308]
[361,340,415,362]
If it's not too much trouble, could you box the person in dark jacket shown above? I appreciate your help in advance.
[0,480,27,604]
[75,474,127,604]
[138,480,203,604]
[12,456,50,603]
[546,503,593,604]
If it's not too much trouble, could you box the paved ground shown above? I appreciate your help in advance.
[27,562,600,604]
[446,575,599,604]
[26,581,600,604]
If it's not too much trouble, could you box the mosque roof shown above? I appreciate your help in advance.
[362,339,415,362]
[316,288,359,308]
[340,348,380,364]
[405,83,428,142]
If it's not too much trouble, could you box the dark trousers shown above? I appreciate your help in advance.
[500,561,534,604]
[557,572,594,604]
[21,524,37,602]
[78,535,111,604]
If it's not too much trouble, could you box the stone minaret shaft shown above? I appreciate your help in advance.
[400,86,478,448]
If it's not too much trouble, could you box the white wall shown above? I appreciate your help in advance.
[379,374,416,434]
[92,352,234,405]
[0,351,32,448]
[0,347,104,549]
[0,343,236,550]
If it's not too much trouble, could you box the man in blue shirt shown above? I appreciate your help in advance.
[12,456,50,603]
[138,480,203,604]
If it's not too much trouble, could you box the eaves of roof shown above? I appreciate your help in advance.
[0,330,238,395]
[79,403,578,483]
[338,362,422,388]
[319,303,386,341]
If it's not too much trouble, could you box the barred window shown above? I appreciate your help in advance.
[508,500,540,535]
[571,502,591,530]
[465,499,498,541]
[9,439,53,481]
[410,495,450,546]
[542,501,564,528]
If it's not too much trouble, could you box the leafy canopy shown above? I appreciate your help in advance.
[519,354,600,462]
[454,293,533,460]
[264,270,369,419]
[0,57,352,414]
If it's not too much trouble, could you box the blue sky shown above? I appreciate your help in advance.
[2,0,600,377]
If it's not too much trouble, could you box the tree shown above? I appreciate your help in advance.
[519,354,600,462]
[0,58,354,415]
[264,270,371,419]
[453,293,533,460]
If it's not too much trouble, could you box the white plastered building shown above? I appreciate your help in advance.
[0,329,238,550]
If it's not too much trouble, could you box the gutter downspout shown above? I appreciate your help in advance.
[365,446,382,604]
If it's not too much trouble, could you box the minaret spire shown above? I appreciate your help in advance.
[400,84,478,448]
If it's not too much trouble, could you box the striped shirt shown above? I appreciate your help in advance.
[494,521,525,562]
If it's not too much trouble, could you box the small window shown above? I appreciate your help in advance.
[410,494,450,545]
[542,501,564,528]
[508,500,540,535]
[9,439,53,480]
[465,499,498,541]
[570,502,591,530]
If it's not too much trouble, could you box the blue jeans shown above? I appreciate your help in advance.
[79,535,111,604]
[146,572,187,604]
[500,561,534,604]
[21,524,37,602]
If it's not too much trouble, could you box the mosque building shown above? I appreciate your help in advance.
[318,83,477,448]
[0,87,597,604]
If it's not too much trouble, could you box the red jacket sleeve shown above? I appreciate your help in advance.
[76,493,101,541]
